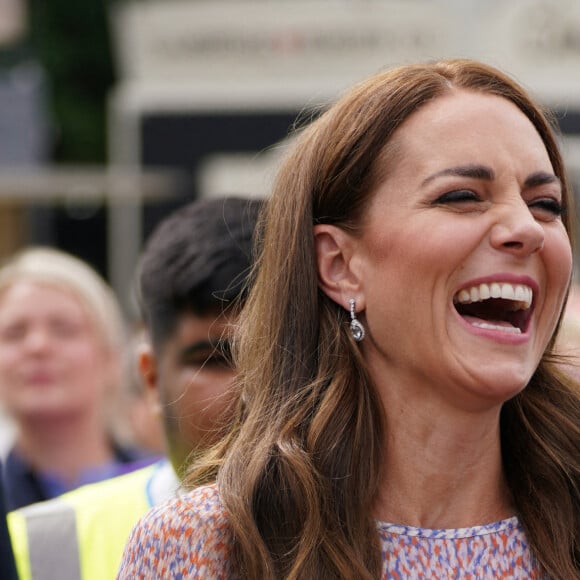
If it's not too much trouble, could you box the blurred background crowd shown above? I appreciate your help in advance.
[0,0,579,483]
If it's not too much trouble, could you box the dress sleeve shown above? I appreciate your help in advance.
[117,486,233,579]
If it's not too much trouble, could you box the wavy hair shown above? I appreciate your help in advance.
[187,59,579,579]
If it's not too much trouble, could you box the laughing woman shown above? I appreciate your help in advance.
[118,59,579,579]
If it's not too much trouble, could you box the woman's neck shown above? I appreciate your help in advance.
[373,393,513,529]
[15,412,116,486]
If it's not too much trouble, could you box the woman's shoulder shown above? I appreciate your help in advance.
[118,484,233,578]
[139,483,228,533]
[172,484,227,522]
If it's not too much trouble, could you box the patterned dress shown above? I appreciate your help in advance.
[117,485,541,579]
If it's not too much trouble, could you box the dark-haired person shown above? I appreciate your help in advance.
[119,59,579,579]
[8,196,262,580]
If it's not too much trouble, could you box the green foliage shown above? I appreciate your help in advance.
[27,0,118,163]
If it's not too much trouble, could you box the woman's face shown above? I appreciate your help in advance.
[0,281,115,421]
[351,89,572,411]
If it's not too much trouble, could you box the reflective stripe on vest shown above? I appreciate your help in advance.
[21,501,81,580]
[9,462,174,580]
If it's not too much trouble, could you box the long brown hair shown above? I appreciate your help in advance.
[187,59,579,579]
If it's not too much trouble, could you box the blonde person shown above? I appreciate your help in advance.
[119,59,579,579]
[0,247,146,510]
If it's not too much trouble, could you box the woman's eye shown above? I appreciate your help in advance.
[50,320,82,339]
[434,190,480,204]
[0,324,25,341]
[528,198,564,219]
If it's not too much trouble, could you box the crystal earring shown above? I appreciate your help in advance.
[349,298,365,342]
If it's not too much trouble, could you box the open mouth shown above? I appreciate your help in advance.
[453,282,534,335]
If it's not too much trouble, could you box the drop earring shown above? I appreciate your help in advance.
[349,298,365,342]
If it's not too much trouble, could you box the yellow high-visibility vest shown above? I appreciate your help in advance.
[8,461,177,580]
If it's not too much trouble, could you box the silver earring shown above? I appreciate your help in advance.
[349,299,365,342]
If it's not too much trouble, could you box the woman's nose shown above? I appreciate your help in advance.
[490,197,545,257]
[23,328,51,353]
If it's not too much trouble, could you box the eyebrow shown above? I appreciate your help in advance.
[180,340,217,359]
[523,171,561,189]
[422,164,495,185]
[180,338,230,360]
[422,164,561,189]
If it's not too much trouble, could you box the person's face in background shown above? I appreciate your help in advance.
[345,90,572,412]
[139,311,235,476]
[0,281,116,422]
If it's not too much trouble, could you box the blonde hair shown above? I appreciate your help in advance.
[0,246,126,356]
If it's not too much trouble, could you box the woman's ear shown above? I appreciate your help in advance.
[314,224,363,308]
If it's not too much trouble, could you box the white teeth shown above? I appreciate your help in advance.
[479,284,490,300]
[501,284,515,301]
[454,282,533,310]
[515,286,526,301]
[471,321,522,334]
[470,286,479,302]
[458,289,470,302]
